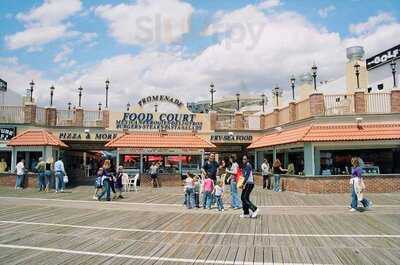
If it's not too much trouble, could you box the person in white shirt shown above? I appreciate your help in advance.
[184,173,195,209]
[54,157,66,192]
[261,159,271,189]
[15,159,25,189]
[214,181,224,211]
[226,156,241,209]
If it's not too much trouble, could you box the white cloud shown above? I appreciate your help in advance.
[257,0,281,10]
[349,12,396,36]
[5,0,82,50]
[54,45,73,63]
[94,0,194,46]
[318,5,335,18]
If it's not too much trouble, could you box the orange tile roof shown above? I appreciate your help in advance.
[8,129,68,147]
[248,123,400,149]
[105,132,216,149]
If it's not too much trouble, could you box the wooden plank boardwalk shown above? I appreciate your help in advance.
[0,186,399,264]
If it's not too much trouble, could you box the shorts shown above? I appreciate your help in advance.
[150,174,158,179]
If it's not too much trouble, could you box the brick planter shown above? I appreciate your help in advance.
[0,173,37,188]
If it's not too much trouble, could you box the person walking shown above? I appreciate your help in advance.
[261,159,271,189]
[115,166,125,199]
[54,157,66,193]
[149,162,160,188]
[15,159,25,189]
[272,159,287,192]
[240,156,258,218]
[98,169,111,201]
[226,156,241,209]
[35,157,46,191]
[350,157,372,212]
[44,159,53,192]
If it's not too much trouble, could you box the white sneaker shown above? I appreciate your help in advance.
[251,209,259,218]
[349,208,357,212]
[240,214,250,218]
[92,196,97,200]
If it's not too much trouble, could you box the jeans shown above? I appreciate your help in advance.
[273,174,281,192]
[351,184,370,209]
[230,180,241,208]
[203,191,212,209]
[38,172,46,191]
[195,192,200,208]
[241,183,257,215]
[216,195,224,210]
[98,179,111,201]
[185,188,195,209]
[55,172,64,192]
[15,174,24,188]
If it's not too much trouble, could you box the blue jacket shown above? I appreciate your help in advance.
[243,162,254,184]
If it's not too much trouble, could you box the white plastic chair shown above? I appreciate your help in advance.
[128,174,139,192]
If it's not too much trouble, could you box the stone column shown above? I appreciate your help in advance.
[271,108,279,127]
[288,101,296,122]
[354,91,366,113]
[102,110,110,128]
[309,93,324,116]
[209,110,217,131]
[391,89,400,112]
[259,113,265,129]
[234,111,244,130]
[24,102,36,124]
[303,142,315,176]
[74,108,84,127]
[45,107,57,126]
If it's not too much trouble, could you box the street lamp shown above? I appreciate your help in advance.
[105,79,110,109]
[78,86,83,107]
[67,102,72,119]
[290,75,296,101]
[98,102,102,119]
[311,63,318,91]
[261,93,266,112]
[50,85,55,107]
[29,80,35,102]
[272,85,282,108]
[236,93,240,111]
[154,104,158,113]
[354,62,360,89]
[391,60,397,88]
[126,102,131,112]
[209,82,216,111]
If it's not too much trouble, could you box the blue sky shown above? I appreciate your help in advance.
[1,0,399,109]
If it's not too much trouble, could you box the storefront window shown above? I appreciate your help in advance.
[16,151,43,172]
[0,151,11,173]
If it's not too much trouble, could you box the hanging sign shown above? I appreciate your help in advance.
[0,127,16,141]
[366,44,400,70]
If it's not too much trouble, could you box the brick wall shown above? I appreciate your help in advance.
[354,91,366,113]
[391,89,400,112]
[309,93,324,116]
[0,173,37,188]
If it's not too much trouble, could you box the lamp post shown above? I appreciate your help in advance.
[354,62,360,89]
[78,86,83,107]
[235,93,240,111]
[290,75,296,101]
[311,63,318,91]
[261,93,266,112]
[126,102,131,112]
[272,85,282,108]
[209,82,216,111]
[391,60,397,88]
[154,104,158,113]
[29,80,35,102]
[98,102,102,119]
[50,85,55,107]
[105,79,110,109]
[67,102,71,119]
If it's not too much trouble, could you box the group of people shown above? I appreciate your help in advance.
[261,158,288,192]
[183,154,258,218]
[93,160,128,201]
[14,157,67,193]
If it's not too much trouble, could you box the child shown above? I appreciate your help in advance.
[194,175,201,208]
[184,173,195,209]
[115,166,125,199]
[202,175,214,209]
[122,172,130,192]
[214,180,224,212]
[93,168,104,200]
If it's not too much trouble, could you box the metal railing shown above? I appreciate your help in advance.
[35,107,46,125]
[216,114,235,129]
[365,93,391,113]
[0,106,25,123]
[324,94,355,115]
[56,109,72,126]
[83,110,102,127]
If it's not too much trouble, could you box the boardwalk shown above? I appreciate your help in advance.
[0,186,399,264]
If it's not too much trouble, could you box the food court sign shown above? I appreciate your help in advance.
[116,112,203,131]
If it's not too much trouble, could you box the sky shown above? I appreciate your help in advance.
[1,0,400,110]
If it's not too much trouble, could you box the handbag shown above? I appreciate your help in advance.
[63,174,69,183]
[236,168,245,189]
